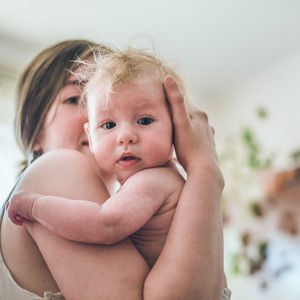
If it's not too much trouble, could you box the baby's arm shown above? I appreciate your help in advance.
[7,167,182,244]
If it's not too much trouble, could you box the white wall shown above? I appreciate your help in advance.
[207,50,300,171]
[0,75,22,204]
[212,51,300,300]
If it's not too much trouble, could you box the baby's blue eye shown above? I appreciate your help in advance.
[103,121,116,129]
[138,117,153,126]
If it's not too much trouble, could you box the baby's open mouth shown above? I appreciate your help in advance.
[121,156,135,161]
[118,153,140,165]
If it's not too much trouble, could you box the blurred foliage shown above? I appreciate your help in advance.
[241,127,273,170]
[221,107,276,277]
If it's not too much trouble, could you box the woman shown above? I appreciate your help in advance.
[0,39,229,299]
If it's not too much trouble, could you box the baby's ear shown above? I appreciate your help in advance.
[84,122,94,153]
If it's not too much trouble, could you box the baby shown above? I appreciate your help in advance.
[7,48,188,267]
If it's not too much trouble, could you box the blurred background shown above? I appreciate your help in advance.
[1,1,300,299]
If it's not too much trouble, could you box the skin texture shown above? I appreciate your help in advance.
[2,75,226,299]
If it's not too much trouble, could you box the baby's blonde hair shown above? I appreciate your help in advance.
[80,47,187,110]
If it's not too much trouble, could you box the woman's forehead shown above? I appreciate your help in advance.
[64,73,87,93]
[67,70,84,84]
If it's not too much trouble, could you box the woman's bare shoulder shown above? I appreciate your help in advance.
[17,149,101,198]
[31,149,95,172]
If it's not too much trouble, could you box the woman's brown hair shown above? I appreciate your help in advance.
[15,39,112,171]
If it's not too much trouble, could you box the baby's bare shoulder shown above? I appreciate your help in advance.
[130,166,185,194]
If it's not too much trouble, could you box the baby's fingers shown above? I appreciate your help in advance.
[14,215,26,226]
[6,202,25,226]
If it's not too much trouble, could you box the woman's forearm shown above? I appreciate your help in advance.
[144,161,224,300]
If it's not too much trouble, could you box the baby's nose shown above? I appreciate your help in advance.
[117,126,138,145]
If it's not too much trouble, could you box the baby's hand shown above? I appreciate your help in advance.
[6,190,37,225]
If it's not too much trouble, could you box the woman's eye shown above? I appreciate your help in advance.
[102,121,116,130]
[138,117,153,126]
[65,97,79,105]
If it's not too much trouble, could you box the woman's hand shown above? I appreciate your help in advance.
[164,76,220,175]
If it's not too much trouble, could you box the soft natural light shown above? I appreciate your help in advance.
[0,123,21,206]
[1,3,300,296]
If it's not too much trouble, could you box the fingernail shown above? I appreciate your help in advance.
[166,76,177,88]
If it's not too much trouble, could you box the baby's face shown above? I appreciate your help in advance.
[85,72,173,184]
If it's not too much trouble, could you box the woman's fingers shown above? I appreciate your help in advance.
[164,75,219,169]
[164,76,210,127]
[164,76,190,128]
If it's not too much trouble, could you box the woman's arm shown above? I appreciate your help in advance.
[144,76,225,300]
[3,149,149,299]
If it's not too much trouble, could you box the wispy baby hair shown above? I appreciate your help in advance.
[81,47,187,109]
